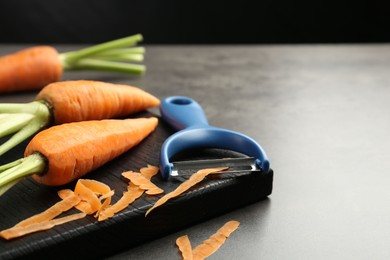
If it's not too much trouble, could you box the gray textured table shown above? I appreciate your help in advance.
[1,44,390,259]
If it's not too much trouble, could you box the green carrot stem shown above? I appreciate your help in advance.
[0,117,49,156]
[0,101,48,114]
[88,53,144,62]
[0,101,50,156]
[0,153,46,196]
[68,58,146,75]
[0,179,20,197]
[92,47,145,56]
[59,34,143,65]
[0,114,34,138]
[0,158,24,172]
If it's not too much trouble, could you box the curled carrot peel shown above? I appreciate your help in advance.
[122,171,164,195]
[0,117,158,196]
[176,235,194,260]
[145,167,229,217]
[0,212,87,240]
[0,34,145,93]
[192,221,240,260]
[0,191,85,240]
[176,221,240,260]
[0,80,160,156]
[98,164,160,221]
[74,179,113,214]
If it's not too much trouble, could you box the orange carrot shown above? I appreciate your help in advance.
[0,46,63,93]
[0,34,145,93]
[0,80,160,156]
[36,80,160,124]
[0,117,158,195]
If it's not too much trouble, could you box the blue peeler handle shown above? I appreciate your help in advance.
[159,96,270,179]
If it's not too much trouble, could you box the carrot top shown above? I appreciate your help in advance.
[59,34,146,75]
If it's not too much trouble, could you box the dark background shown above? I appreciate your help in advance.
[0,0,390,44]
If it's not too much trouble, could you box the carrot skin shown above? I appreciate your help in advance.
[35,80,160,124]
[0,46,63,93]
[24,118,158,186]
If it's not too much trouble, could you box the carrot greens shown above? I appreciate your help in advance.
[59,34,145,75]
[0,101,50,156]
[0,153,46,196]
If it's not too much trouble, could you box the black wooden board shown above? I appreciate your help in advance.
[0,112,273,259]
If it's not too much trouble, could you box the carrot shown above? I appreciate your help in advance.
[0,46,63,93]
[0,80,160,156]
[0,34,145,93]
[0,117,158,196]
[145,167,229,217]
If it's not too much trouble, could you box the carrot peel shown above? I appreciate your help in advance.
[122,171,164,195]
[145,167,228,217]
[192,221,240,259]
[98,164,159,221]
[176,235,194,260]
[0,212,87,240]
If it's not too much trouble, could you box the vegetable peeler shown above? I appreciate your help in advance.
[159,96,270,179]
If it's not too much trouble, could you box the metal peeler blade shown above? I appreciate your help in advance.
[171,157,261,178]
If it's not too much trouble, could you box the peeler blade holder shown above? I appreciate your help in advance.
[159,96,270,179]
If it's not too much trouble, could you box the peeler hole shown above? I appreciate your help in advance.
[170,97,192,106]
